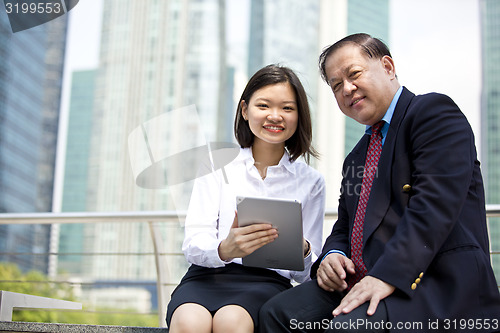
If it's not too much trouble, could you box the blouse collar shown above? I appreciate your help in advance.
[239,147,296,175]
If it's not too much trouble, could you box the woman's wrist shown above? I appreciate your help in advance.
[303,239,311,258]
[218,240,232,262]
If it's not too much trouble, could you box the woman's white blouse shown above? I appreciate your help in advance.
[182,147,326,283]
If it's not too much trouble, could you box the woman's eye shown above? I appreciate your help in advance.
[283,106,295,111]
[257,104,268,108]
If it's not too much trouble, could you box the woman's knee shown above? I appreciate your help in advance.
[213,305,253,333]
[169,303,212,333]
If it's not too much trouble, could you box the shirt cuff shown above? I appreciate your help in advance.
[321,250,346,262]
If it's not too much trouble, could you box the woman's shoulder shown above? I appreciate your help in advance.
[290,159,325,183]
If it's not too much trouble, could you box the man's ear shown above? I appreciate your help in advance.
[381,55,396,79]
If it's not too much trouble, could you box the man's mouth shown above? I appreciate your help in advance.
[351,97,364,106]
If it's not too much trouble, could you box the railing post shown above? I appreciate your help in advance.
[148,222,169,328]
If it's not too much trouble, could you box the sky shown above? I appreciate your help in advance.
[390,0,481,138]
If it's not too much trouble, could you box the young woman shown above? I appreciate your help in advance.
[166,64,325,333]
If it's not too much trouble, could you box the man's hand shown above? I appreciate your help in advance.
[316,253,355,292]
[218,213,278,261]
[332,276,395,317]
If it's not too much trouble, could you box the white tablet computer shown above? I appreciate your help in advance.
[236,196,304,271]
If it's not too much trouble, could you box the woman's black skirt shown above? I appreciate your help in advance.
[166,263,292,328]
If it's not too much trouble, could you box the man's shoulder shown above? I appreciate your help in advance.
[408,90,456,108]
[402,90,461,120]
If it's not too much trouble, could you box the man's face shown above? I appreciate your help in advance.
[324,44,398,126]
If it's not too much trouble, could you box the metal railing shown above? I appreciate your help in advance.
[0,205,499,327]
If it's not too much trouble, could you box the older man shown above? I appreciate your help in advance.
[259,33,500,333]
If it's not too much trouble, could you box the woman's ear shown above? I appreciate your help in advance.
[240,100,248,121]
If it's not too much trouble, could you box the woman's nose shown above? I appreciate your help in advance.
[267,109,283,121]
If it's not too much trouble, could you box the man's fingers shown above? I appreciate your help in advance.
[319,258,349,291]
[367,296,380,316]
[332,261,348,280]
[317,271,335,291]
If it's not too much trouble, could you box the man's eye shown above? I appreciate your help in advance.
[350,71,361,78]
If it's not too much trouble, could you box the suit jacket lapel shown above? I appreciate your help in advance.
[363,87,415,242]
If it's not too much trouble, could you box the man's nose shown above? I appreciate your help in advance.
[343,80,357,96]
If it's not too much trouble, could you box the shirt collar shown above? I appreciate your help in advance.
[365,86,403,143]
[240,147,295,175]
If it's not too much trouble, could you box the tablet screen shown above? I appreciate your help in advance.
[236,196,304,271]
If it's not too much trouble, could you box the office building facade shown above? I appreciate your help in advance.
[0,2,68,273]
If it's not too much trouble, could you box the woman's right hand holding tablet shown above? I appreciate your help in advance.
[218,213,278,262]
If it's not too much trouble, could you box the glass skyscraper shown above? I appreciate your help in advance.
[480,0,500,280]
[0,2,68,273]
[58,70,96,275]
[248,0,320,115]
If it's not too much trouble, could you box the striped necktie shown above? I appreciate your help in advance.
[348,121,384,289]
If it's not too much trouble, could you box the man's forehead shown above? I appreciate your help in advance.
[326,55,363,83]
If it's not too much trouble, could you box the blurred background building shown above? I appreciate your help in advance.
[0,1,69,274]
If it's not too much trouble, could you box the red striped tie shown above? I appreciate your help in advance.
[348,121,384,289]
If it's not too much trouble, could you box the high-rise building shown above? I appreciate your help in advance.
[58,70,96,275]
[60,0,226,289]
[247,0,320,114]
[480,0,500,280]
[0,2,68,273]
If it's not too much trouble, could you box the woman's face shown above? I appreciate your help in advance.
[241,82,299,148]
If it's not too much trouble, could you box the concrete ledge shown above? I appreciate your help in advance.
[0,321,168,332]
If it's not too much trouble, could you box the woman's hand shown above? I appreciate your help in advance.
[218,213,278,261]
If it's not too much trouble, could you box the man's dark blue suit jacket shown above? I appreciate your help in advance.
[312,87,500,331]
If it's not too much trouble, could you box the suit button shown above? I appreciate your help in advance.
[402,184,412,192]
[419,272,424,278]
[415,278,421,284]
[411,283,417,290]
